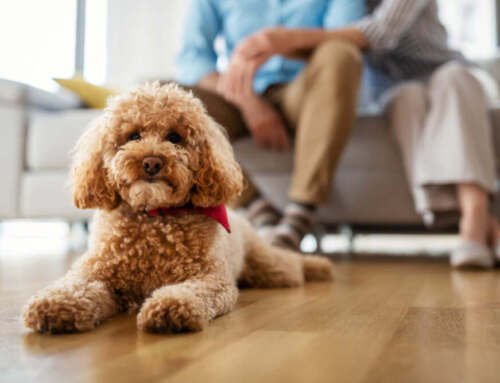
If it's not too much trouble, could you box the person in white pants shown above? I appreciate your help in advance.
[347,0,500,268]
[388,63,499,268]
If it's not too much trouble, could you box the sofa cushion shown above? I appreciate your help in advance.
[27,109,102,170]
[21,171,92,220]
[234,115,402,174]
[234,114,421,225]
[0,104,25,218]
[0,78,82,110]
[234,107,500,226]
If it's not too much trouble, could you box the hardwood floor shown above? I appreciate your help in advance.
[2,253,500,383]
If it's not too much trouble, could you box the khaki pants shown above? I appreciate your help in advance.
[388,62,497,225]
[189,40,362,205]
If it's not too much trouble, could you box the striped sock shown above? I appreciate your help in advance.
[246,198,281,232]
[271,202,316,250]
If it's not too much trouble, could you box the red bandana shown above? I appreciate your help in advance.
[146,204,231,233]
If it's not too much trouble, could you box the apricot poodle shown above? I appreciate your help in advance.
[23,82,333,334]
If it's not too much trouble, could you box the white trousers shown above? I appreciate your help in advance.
[387,62,497,226]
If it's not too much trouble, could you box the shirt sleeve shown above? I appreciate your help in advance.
[323,0,367,29]
[175,0,222,86]
[351,0,431,51]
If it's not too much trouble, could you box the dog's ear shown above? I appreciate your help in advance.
[70,116,119,210]
[191,119,244,207]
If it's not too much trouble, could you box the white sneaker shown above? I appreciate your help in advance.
[450,240,494,269]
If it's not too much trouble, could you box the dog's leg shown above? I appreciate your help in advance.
[137,275,238,333]
[238,241,304,288]
[301,254,335,282]
[23,275,118,334]
[238,242,334,288]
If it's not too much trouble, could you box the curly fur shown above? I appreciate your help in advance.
[23,82,334,334]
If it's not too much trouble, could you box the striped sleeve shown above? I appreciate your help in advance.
[352,0,431,51]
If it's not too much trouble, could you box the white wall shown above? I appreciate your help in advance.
[106,0,188,88]
[0,0,77,91]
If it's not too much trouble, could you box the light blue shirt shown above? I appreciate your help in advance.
[176,0,366,94]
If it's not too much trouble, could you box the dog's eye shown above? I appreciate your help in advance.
[166,131,182,144]
[128,131,141,141]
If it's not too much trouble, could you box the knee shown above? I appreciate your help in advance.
[310,40,362,77]
[430,63,477,91]
[390,82,427,111]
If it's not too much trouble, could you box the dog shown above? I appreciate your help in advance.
[23,83,333,334]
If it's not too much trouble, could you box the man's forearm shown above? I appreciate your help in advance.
[327,28,370,49]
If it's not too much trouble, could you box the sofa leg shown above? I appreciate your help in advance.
[339,224,356,256]
[69,221,88,253]
[310,224,326,254]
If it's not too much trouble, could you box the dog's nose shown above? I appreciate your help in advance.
[142,156,164,176]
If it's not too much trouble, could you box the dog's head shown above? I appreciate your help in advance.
[70,82,244,212]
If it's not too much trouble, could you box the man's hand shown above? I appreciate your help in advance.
[217,53,262,106]
[234,27,295,61]
[239,94,291,152]
[218,27,297,103]
[218,70,290,151]
[200,72,290,152]
[215,27,293,152]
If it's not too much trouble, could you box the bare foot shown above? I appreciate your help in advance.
[459,205,489,245]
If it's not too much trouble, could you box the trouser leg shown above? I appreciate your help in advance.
[388,82,427,180]
[183,86,258,206]
[272,40,362,205]
[418,63,496,196]
[387,63,497,225]
[386,82,442,215]
[183,86,248,139]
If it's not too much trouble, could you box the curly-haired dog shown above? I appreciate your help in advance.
[23,83,333,334]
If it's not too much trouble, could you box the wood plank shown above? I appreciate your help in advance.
[2,255,500,383]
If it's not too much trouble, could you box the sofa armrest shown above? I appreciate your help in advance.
[0,78,82,111]
[0,104,25,218]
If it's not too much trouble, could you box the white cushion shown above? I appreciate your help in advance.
[253,171,421,225]
[27,109,102,170]
[21,171,93,220]
[234,115,421,225]
[233,115,402,174]
[0,78,82,110]
[0,104,24,218]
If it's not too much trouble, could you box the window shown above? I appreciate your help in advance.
[437,0,498,59]
[0,0,107,91]
[84,0,108,85]
[0,0,77,91]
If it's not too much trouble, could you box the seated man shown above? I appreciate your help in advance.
[176,0,366,249]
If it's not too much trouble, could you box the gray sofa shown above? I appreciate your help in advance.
[0,92,99,221]
[1,61,500,231]
[234,105,500,230]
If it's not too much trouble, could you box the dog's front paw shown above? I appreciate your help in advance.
[23,279,117,334]
[23,293,100,334]
[137,294,208,333]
